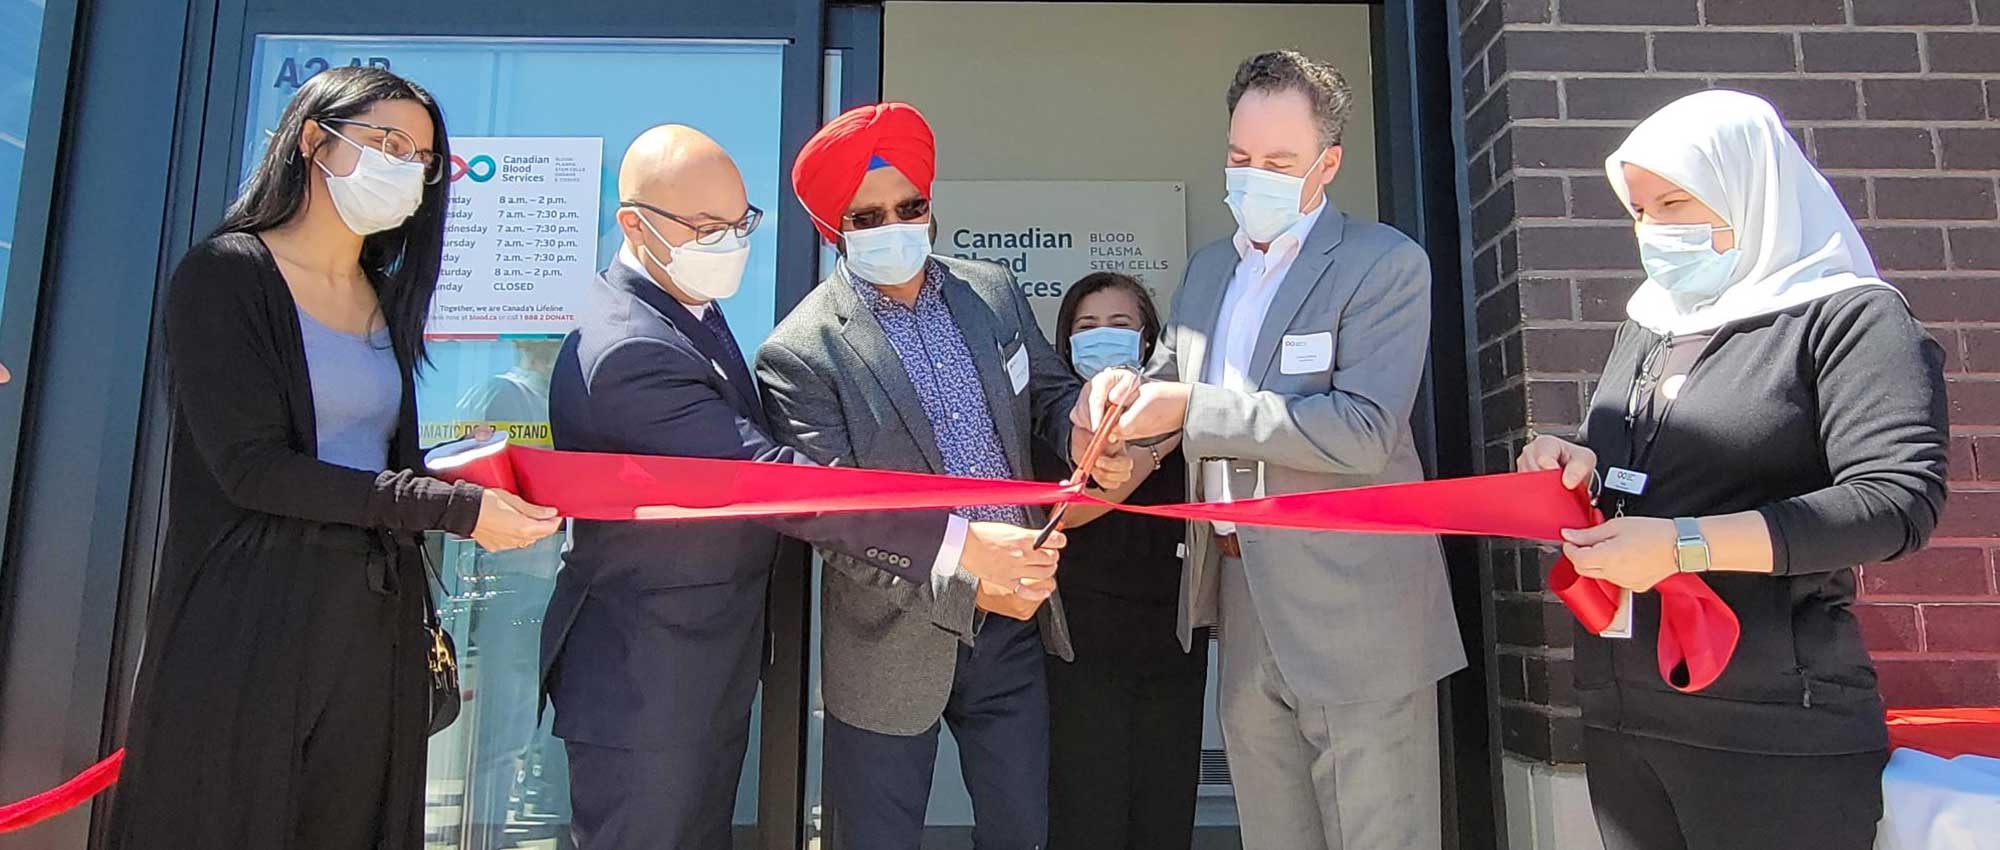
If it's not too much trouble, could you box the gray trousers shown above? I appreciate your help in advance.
[1217,555,1442,850]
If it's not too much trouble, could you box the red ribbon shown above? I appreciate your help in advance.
[0,445,1746,834]
[1886,708,2000,759]
[0,748,122,834]
[1548,502,1740,693]
[433,440,1739,692]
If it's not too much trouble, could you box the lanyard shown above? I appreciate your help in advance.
[1613,333,1679,517]
[1623,335,1675,470]
[1611,326,1729,516]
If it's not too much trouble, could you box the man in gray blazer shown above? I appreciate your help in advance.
[1077,52,1464,850]
[757,102,1129,850]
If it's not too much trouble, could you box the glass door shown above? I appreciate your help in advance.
[235,36,790,850]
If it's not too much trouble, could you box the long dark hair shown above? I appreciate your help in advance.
[217,66,450,369]
[1055,272,1163,370]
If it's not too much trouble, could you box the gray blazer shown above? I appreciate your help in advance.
[756,256,1079,735]
[1152,209,1467,707]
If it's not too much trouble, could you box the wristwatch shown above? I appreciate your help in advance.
[1673,517,1711,574]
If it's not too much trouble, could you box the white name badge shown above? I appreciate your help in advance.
[1279,332,1334,375]
[1605,467,1649,496]
[1006,345,1030,395]
[1600,589,1635,639]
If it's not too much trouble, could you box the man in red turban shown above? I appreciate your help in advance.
[791,101,937,244]
[759,102,1132,849]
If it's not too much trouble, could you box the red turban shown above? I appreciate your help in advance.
[791,102,936,242]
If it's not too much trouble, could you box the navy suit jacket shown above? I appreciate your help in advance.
[542,260,950,750]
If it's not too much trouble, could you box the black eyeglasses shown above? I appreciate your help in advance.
[317,117,445,185]
[842,197,931,231]
[621,200,764,246]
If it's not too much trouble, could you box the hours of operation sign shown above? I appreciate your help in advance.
[931,180,1189,339]
[431,136,603,337]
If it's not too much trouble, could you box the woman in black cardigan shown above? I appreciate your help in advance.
[1518,90,1947,850]
[108,67,560,850]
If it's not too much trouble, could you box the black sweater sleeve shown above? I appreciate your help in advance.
[1758,288,1949,576]
[167,238,485,536]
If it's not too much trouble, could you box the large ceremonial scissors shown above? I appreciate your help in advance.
[1032,399,1126,551]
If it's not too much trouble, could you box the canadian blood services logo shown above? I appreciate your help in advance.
[450,154,498,183]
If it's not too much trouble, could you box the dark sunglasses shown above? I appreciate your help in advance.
[842,197,931,231]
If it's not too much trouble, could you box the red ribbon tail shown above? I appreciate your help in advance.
[1550,555,1623,635]
[1548,499,1622,635]
[1547,555,1741,694]
[1653,574,1741,693]
[0,748,125,833]
[1542,491,1741,694]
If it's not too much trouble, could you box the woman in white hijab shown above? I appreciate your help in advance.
[1518,90,1949,850]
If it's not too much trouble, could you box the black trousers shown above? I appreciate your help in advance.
[1584,728,1886,850]
[1045,652,1207,850]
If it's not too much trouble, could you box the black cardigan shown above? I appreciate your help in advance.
[157,232,482,591]
[111,232,482,850]
[1576,287,1948,756]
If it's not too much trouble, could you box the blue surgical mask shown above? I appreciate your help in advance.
[1068,326,1144,379]
[1224,151,1329,243]
[842,222,933,285]
[1635,222,1741,300]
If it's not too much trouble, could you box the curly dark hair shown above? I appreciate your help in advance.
[1226,50,1354,149]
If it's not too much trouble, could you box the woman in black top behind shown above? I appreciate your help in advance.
[1518,91,1948,850]
[1037,273,1208,850]
[108,68,560,850]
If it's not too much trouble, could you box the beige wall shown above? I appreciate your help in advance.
[883,1,1379,254]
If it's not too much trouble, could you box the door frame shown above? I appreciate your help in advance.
[766,6,887,847]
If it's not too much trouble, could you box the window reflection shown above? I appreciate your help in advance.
[2,0,52,328]
[432,338,571,850]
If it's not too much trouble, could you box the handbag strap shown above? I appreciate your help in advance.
[416,539,448,629]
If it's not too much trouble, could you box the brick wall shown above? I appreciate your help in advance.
[1459,0,2000,764]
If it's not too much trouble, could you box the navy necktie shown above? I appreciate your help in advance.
[699,304,738,354]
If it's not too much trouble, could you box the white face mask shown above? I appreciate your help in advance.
[842,222,933,286]
[1224,152,1329,243]
[636,213,750,302]
[316,129,426,236]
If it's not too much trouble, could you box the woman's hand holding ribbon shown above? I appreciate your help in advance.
[1516,434,1599,490]
[472,489,562,552]
[1561,517,1681,592]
